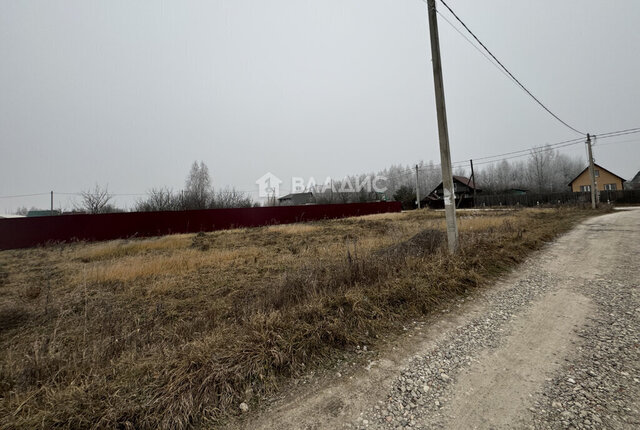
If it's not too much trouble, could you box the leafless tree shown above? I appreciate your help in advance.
[527,146,554,192]
[14,206,29,216]
[133,163,253,211]
[453,166,468,177]
[184,161,213,209]
[210,187,253,208]
[135,187,179,212]
[78,184,114,214]
[475,148,583,193]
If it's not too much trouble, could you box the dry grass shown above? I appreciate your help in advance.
[77,234,192,262]
[0,207,608,429]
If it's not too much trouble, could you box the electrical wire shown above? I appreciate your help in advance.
[467,137,585,163]
[435,10,516,86]
[436,0,586,136]
[0,193,49,199]
[594,128,640,142]
[595,127,640,137]
[472,140,585,166]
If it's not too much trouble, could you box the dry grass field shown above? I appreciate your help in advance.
[0,207,607,429]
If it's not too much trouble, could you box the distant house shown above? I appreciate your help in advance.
[421,175,481,209]
[26,210,61,217]
[625,170,640,190]
[277,192,315,206]
[568,164,625,192]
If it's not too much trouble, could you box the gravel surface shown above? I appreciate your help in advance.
[529,268,640,430]
[348,209,640,430]
[349,272,558,429]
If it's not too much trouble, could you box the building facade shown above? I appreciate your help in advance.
[568,164,625,192]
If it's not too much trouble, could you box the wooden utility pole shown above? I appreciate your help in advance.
[470,159,476,207]
[50,191,53,213]
[593,135,600,205]
[427,0,458,252]
[415,165,421,209]
[586,134,597,209]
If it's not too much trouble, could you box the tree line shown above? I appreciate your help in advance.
[134,161,253,212]
[23,161,254,214]
[350,147,585,209]
[475,147,584,194]
[14,147,587,214]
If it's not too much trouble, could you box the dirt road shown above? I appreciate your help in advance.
[230,208,640,430]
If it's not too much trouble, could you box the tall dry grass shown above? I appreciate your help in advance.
[0,207,608,429]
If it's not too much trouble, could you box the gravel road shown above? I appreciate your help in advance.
[231,208,640,430]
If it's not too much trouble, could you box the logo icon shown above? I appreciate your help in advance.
[255,172,283,198]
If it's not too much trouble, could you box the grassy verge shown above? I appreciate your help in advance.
[0,207,608,428]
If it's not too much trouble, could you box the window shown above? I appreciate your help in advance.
[594,169,600,177]
[604,183,617,191]
[580,185,591,192]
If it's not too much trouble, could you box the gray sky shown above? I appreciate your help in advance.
[1,0,639,212]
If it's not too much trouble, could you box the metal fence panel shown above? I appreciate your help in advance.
[0,201,402,250]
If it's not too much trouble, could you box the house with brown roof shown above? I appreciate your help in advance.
[568,164,625,192]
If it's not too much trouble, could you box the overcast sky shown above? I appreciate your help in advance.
[1,0,639,212]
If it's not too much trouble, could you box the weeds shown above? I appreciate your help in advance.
[0,207,607,428]
[0,305,29,333]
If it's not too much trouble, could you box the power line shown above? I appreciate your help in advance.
[55,192,148,196]
[594,128,640,141]
[437,0,586,136]
[435,9,516,85]
[472,140,585,166]
[595,127,640,137]
[451,128,640,166]
[373,138,587,186]
[0,193,49,199]
[466,137,585,163]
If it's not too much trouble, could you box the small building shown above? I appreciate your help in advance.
[277,192,315,206]
[26,210,61,217]
[625,170,640,190]
[568,164,625,192]
[421,175,481,209]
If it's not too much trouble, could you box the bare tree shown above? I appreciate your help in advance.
[210,187,253,208]
[184,161,213,209]
[135,187,180,212]
[475,148,584,193]
[453,166,468,177]
[527,146,554,192]
[423,161,442,196]
[14,206,28,216]
[78,184,114,214]
[549,152,583,192]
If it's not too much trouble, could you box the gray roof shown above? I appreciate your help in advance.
[278,192,314,201]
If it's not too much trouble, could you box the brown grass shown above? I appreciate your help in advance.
[0,207,608,429]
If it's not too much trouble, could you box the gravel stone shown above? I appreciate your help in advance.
[347,213,640,429]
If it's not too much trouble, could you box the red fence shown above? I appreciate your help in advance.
[0,201,401,250]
